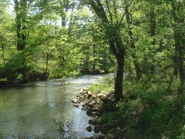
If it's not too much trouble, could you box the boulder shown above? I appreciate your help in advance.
[97,93,106,99]
[83,87,88,91]
[72,99,78,103]
[80,88,83,93]
[96,98,101,104]
[86,125,92,132]
[73,104,80,107]
[92,95,97,99]
[100,95,107,100]
[84,94,88,99]
[86,108,93,115]
[89,100,96,106]
[96,93,103,97]
[89,119,97,125]
[87,91,92,96]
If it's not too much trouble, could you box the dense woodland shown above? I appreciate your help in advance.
[1,0,185,138]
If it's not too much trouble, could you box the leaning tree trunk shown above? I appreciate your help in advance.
[88,0,126,101]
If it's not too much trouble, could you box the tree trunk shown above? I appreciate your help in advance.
[109,39,125,101]
[0,35,5,65]
[45,53,49,73]
[115,57,124,100]
[14,0,27,51]
[60,0,70,27]
[179,45,184,93]
[93,44,96,73]
[172,2,185,94]
[125,7,142,79]
[88,0,125,101]
[150,7,156,45]
[150,7,156,73]
[173,29,184,93]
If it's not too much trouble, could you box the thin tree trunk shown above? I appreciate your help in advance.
[93,44,96,73]
[0,36,5,65]
[60,0,70,28]
[174,31,184,93]
[172,2,185,94]
[150,7,156,73]
[125,7,142,79]
[14,0,27,51]
[179,45,184,93]
[150,7,156,45]
[46,53,49,73]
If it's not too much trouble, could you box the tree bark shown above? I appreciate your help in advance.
[109,37,125,101]
[88,0,125,101]
[150,7,156,45]
[149,7,156,73]
[115,55,124,100]
[0,35,5,65]
[172,2,185,94]
[125,7,142,79]
[14,0,27,51]
[93,44,96,73]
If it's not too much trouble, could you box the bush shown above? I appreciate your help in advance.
[90,76,185,139]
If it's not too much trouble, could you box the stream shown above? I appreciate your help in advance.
[0,75,103,139]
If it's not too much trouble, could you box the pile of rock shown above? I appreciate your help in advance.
[72,87,113,117]
[72,87,114,139]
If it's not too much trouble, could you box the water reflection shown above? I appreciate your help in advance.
[0,75,103,139]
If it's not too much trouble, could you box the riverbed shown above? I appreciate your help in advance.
[0,75,103,139]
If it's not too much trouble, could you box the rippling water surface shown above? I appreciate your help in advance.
[0,75,103,139]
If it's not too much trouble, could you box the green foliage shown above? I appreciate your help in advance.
[88,83,113,94]
[0,0,185,138]
[126,74,182,138]
[88,74,114,93]
[15,73,23,82]
[92,73,185,139]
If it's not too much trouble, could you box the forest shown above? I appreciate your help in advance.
[0,0,185,138]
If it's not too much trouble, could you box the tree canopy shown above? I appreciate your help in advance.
[1,0,185,138]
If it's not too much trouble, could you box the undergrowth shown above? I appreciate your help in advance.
[88,74,114,93]
[90,74,185,139]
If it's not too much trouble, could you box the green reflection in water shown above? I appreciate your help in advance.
[0,77,98,139]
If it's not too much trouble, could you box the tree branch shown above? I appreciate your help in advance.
[105,0,113,24]
[119,0,133,24]
[88,0,108,23]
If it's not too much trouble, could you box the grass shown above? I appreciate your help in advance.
[88,74,114,94]
[88,83,114,94]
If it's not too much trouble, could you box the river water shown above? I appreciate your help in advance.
[0,75,103,139]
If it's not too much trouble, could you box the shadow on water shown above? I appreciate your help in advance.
[0,75,104,139]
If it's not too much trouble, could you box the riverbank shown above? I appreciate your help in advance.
[72,87,122,139]
[0,71,48,87]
